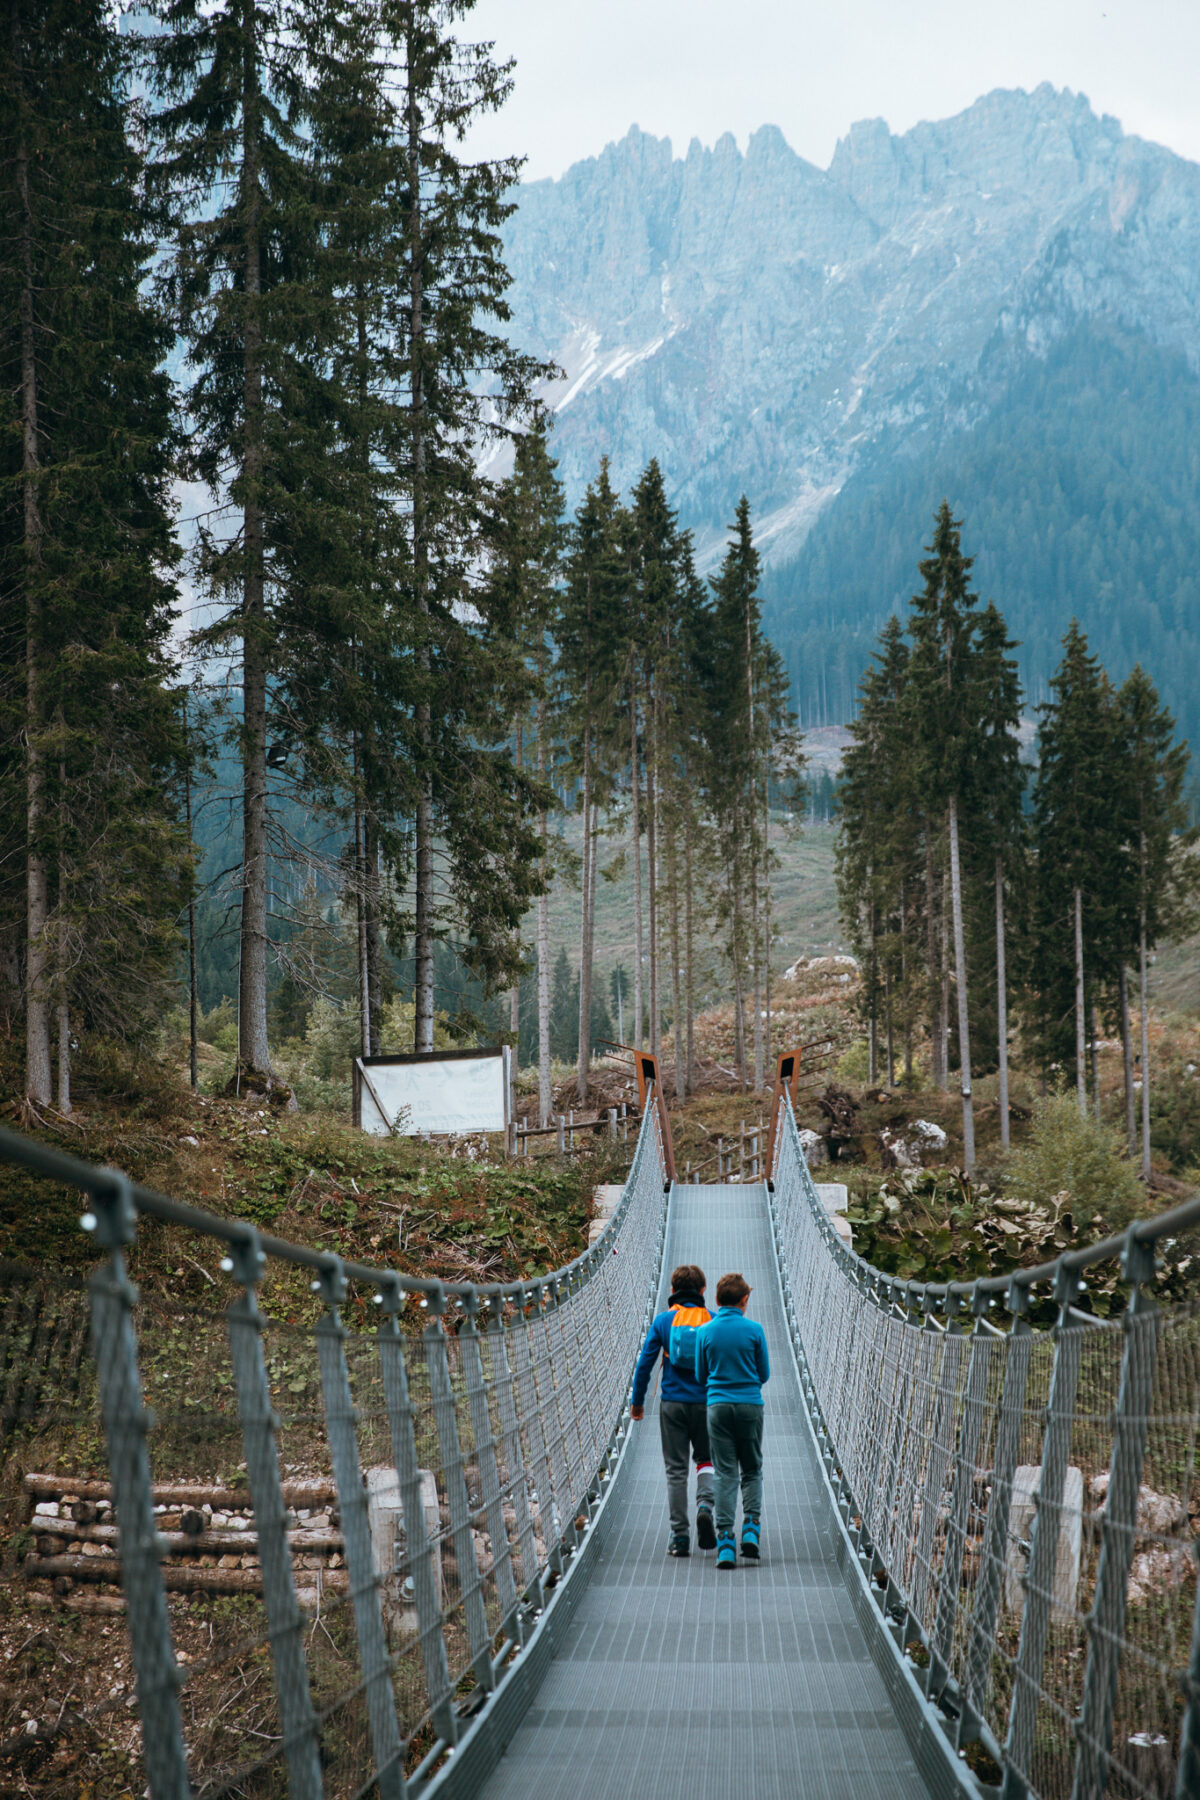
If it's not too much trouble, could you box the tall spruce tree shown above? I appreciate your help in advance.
[908,502,984,1170]
[559,462,626,1097]
[485,424,564,1123]
[383,0,549,1052]
[973,602,1024,1149]
[1031,622,1123,1112]
[150,0,319,1093]
[1,0,187,1108]
[1115,668,1193,1175]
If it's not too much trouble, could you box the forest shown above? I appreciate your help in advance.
[0,0,798,1119]
[836,501,1196,1179]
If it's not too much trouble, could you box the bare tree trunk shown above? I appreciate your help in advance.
[18,69,51,1108]
[364,812,381,1054]
[536,680,551,1124]
[575,738,593,1103]
[683,792,695,1093]
[408,35,434,1055]
[236,52,273,1084]
[508,722,522,1112]
[1091,999,1102,1120]
[867,893,878,1087]
[1139,909,1151,1179]
[995,855,1010,1151]
[629,672,644,1049]
[938,874,950,1094]
[1074,886,1087,1117]
[923,824,943,1088]
[947,795,975,1172]
[1119,964,1135,1155]
[646,675,659,1063]
[56,984,70,1116]
[884,962,894,1087]
[353,739,370,1059]
[763,807,772,1081]
[668,808,684,1099]
[901,881,913,1080]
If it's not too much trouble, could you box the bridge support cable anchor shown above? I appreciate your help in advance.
[225,1229,324,1800]
[375,1279,459,1749]
[313,1257,406,1800]
[1001,1265,1085,1797]
[84,1175,191,1800]
[423,1283,497,1700]
[1072,1234,1162,1800]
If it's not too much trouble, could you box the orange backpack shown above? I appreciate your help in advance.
[667,1304,711,1377]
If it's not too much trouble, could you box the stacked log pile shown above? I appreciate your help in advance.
[22,1474,349,1612]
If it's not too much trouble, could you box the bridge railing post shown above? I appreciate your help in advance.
[225,1229,324,1800]
[1001,1264,1084,1798]
[1071,1232,1161,1800]
[313,1256,406,1800]
[83,1176,190,1800]
[374,1279,459,1749]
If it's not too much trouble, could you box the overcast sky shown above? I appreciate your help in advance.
[463,0,1200,181]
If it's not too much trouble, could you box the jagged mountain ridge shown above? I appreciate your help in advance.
[501,85,1200,568]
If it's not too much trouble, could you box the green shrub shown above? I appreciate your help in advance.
[1004,1089,1143,1230]
[1148,1060,1200,1168]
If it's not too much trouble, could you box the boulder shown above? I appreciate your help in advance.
[798,1128,829,1169]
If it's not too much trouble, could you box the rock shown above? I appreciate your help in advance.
[798,1128,828,1169]
[880,1119,949,1168]
[1126,1545,1192,1603]
[1005,1465,1083,1620]
[1088,1473,1188,1534]
[218,1554,241,1571]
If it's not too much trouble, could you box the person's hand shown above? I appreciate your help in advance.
[630,1405,644,1421]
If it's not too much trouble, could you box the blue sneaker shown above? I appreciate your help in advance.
[668,1532,690,1557]
[696,1507,717,1551]
[716,1531,736,1570]
[741,1517,760,1560]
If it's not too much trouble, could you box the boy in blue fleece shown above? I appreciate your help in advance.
[630,1263,717,1556]
[695,1271,770,1569]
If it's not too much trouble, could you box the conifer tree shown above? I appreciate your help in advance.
[382,0,549,1053]
[908,502,984,1169]
[150,0,319,1093]
[1031,623,1123,1113]
[559,462,626,1097]
[485,424,564,1123]
[973,602,1024,1149]
[1,0,187,1108]
[1115,668,1193,1175]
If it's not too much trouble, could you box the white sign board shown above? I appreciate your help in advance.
[356,1049,510,1137]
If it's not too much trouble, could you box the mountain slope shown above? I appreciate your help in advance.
[501,86,1200,724]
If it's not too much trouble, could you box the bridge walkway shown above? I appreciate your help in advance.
[478,1182,928,1800]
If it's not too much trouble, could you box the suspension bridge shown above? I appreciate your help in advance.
[2,1054,1199,1800]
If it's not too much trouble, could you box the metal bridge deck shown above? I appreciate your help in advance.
[477,1183,930,1800]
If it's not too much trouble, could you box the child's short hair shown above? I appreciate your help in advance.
[716,1271,751,1307]
[671,1263,706,1293]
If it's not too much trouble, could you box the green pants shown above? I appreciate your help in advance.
[708,1402,763,1533]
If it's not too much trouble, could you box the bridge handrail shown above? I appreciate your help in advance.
[768,1086,1200,1800]
[0,1100,670,1800]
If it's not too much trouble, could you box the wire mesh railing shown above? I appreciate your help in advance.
[0,1102,669,1799]
[769,1091,1200,1800]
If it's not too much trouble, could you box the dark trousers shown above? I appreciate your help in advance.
[708,1402,764,1533]
[659,1401,715,1537]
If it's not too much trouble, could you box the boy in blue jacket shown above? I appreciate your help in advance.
[630,1264,717,1556]
[695,1271,770,1569]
